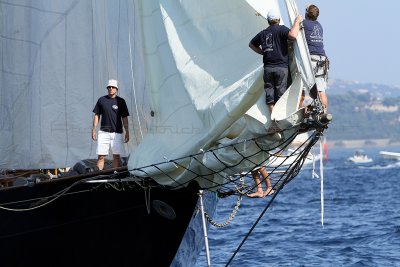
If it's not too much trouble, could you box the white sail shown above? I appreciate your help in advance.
[0,0,275,171]
[0,0,149,169]
[128,0,310,187]
[1,0,313,189]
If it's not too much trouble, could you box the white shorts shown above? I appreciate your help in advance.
[96,130,126,156]
[311,55,328,92]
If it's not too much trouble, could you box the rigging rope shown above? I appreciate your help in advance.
[127,0,144,141]
[320,136,325,227]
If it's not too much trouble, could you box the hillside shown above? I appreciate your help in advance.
[328,79,400,98]
[323,80,400,144]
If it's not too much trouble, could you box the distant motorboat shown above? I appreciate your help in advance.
[348,150,373,164]
[379,151,400,160]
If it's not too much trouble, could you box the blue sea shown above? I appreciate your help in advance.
[195,146,400,267]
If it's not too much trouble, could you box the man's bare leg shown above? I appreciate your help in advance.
[299,90,305,109]
[259,167,275,197]
[247,170,264,198]
[112,154,121,168]
[319,91,328,112]
[97,155,106,170]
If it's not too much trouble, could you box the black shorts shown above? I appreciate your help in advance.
[263,66,289,104]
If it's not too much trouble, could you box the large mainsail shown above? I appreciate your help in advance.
[0,0,149,169]
[0,0,311,180]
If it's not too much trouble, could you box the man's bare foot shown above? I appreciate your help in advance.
[247,191,264,198]
[263,188,275,197]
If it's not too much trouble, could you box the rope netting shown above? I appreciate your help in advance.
[130,127,323,196]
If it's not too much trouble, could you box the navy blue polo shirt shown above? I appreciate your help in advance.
[93,95,129,133]
[303,19,326,56]
[250,24,290,67]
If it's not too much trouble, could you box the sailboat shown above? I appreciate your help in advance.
[0,0,331,266]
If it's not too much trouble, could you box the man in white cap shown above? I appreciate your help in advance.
[248,10,301,197]
[92,79,130,170]
[249,9,302,114]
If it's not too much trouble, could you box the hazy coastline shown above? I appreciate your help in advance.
[326,138,400,149]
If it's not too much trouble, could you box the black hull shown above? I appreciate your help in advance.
[0,170,211,266]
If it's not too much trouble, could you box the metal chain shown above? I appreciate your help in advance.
[204,193,243,228]
[202,174,248,228]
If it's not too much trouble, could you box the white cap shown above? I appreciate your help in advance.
[107,79,118,89]
[267,9,280,21]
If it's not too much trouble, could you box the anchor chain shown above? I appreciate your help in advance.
[202,175,248,228]
[204,193,242,228]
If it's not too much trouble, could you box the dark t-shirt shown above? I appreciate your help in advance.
[93,95,129,133]
[303,19,326,56]
[250,24,290,67]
